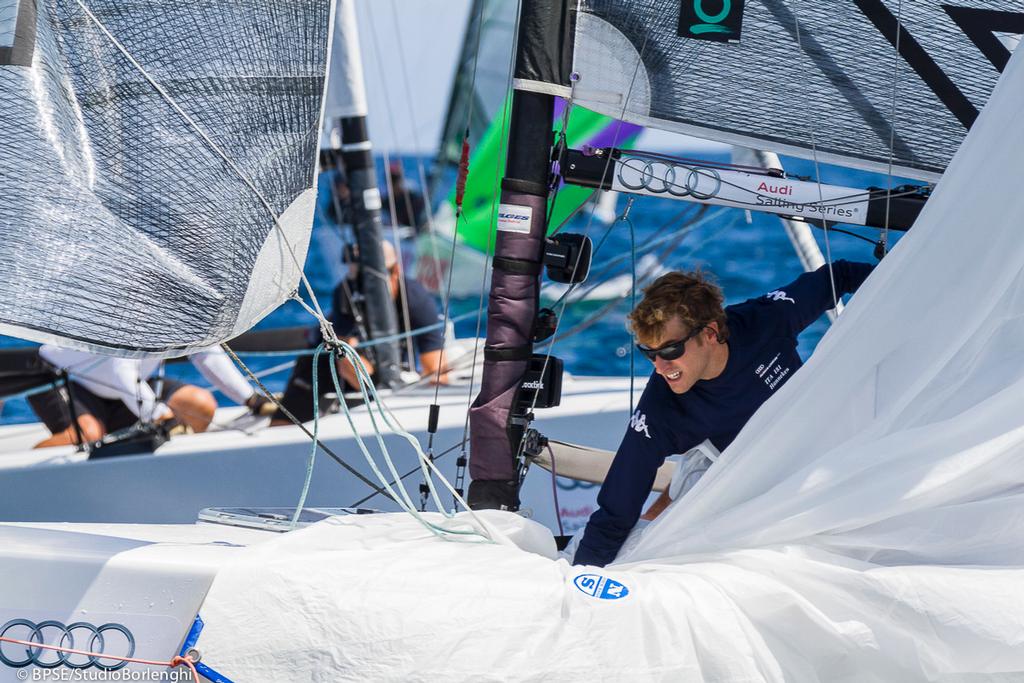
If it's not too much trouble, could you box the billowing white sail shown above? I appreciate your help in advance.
[0,1,331,356]
[514,0,1024,181]
[188,34,1024,682]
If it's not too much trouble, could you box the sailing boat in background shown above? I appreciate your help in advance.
[418,0,645,298]
[0,0,636,533]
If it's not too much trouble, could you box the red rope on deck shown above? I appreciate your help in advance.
[0,635,201,680]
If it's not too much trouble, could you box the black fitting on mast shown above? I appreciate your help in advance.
[337,115,402,388]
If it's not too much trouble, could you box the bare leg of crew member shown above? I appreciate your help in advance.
[34,414,105,449]
[166,385,217,433]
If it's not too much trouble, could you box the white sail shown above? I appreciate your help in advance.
[321,0,366,148]
[0,1,332,356]
[182,34,1024,683]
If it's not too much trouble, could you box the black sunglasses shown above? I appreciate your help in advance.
[636,325,705,362]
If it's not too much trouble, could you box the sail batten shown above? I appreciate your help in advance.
[514,0,1024,181]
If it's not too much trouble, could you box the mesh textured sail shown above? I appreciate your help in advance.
[0,1,330,355]
[515,0,1024,180]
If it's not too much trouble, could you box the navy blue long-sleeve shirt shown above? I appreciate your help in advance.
[573,261,874,567]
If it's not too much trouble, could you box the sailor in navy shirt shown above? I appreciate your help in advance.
[573,261,874,567]
[270,241,447,425]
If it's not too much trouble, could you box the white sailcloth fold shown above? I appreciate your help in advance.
[191,36,1024,683]
[320,0,367,148]
[624,31,1024,568]
[0,1,332,356]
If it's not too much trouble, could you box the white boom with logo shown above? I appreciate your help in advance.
[609,154,871,224]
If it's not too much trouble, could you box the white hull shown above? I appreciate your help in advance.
[0,375,642,534]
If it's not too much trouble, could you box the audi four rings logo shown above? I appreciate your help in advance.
[617,158,723,199]
[0,619,136,670]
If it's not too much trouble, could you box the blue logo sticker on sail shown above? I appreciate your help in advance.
[573,573,630,600]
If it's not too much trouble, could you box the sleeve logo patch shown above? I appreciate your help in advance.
[573,573,630,600]
[764,289,795,303]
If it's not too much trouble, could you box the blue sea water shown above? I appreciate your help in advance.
[0,153,907,425]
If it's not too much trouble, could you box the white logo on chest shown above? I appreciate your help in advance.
[629,409,651,439]
[765,289,795,303]
[755,352,791,390]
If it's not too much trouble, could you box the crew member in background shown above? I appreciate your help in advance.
[573,260,874,567]
[270,240,447,426]
[29,345,268,448]
[381,160,426,233]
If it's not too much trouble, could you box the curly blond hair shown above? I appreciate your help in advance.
[627,270,729,343]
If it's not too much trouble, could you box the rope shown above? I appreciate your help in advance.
[324,339,494,541]
[380,150,418,369]
[790,0,840,312]
[625,198,638,417]
[290,343,328,528]
[546,443,564,537]
[0,635,199,680]
[385,0,449,313]
[881,0,906,254]
[221,343,396,501]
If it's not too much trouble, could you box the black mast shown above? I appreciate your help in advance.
[338,115,401,388]
[467,0,573,510]
[327,0,401,388]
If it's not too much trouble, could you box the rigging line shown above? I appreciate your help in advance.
[71,0,333,332]
[327,341,493,539]
[513,29,652,471]
[546,443,565,537]
[429,0,490,414]
[544,88,576,226]
[458,0,525,454]
[333,272,373,343]
[547,187,598,236]
[349,435,468,507]
[362,10,418,369]
[626,203,638,417]
[546,216,620,311]
[545,208,734,347]
[790,0,839,312]
[221,343,396,501]
[568,205,704,297]
[882,0,905,253]
[541,188,698,312]
[805,223,880,246]
[290,343,328,528]
[381,150,418,369]
[622,150,777,175]
[386,0,449,313]
[231,309,480,358]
